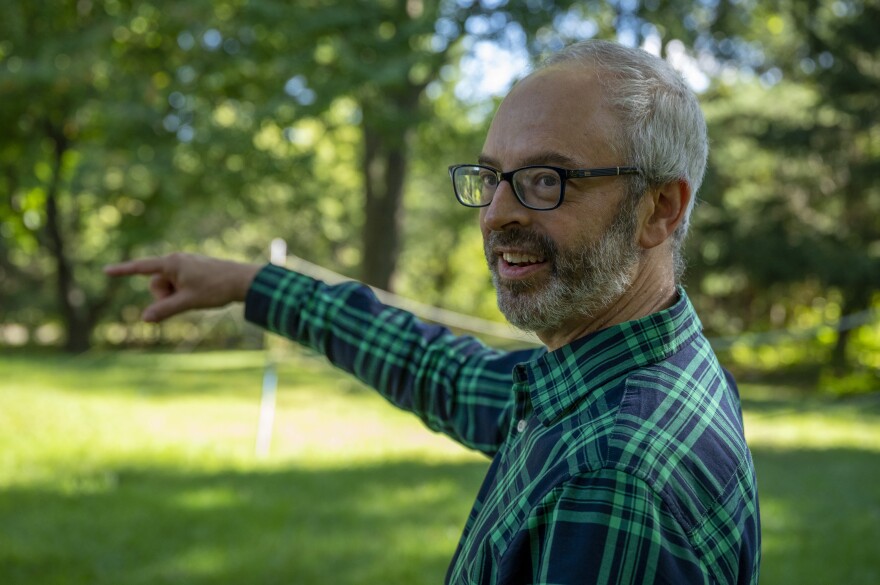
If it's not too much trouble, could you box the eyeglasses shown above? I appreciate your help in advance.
[448,164,640,211]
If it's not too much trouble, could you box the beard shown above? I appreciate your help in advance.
[484,197,642,334]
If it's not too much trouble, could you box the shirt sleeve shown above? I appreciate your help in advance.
[244,263,541,455]
[507,469,708,585]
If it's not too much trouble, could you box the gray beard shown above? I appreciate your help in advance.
[485,200,641,334]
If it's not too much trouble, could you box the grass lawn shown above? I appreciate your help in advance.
[1,348,879,584]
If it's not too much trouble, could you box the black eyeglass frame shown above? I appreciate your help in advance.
[448,163,641,211]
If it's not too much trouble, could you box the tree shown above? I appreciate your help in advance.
[687,0,880,370]
[13,0,871,360]
[0,0,318,351]
[1,0,195,351]
[3,0,621,350]
[231,0,621,289]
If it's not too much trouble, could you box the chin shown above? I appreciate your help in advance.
[496,295,561,333]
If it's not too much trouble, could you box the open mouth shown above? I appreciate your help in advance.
[496,250,549,280]
[485,228,555,281]
[501,251,546,266]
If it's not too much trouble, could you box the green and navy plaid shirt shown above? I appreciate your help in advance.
[245,265,761,584]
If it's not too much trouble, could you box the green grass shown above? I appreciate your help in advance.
[1,349,879,584]
[741,384,880,585]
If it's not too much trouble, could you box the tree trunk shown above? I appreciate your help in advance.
[360,123,406,290]
[830,287,872,374]
[359,108,412,291]
[43,123,92,353]
[831,328,850,375]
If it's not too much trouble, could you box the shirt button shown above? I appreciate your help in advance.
[516,419,527,433]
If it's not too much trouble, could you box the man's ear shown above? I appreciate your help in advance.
[638,179,691,249]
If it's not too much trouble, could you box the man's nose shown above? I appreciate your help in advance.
[480,180,531,231]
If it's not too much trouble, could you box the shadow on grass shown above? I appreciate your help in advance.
[3,434,880,584]
[0,460,489,585]
[751,446,880,585]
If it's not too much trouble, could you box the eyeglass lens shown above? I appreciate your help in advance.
[453,166,561,209]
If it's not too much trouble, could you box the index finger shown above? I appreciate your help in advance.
[103,257,168,277]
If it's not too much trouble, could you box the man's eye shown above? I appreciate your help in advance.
[535,173,559,187]
[480,173,498,187]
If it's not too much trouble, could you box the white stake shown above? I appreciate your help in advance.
[255,238,287,458]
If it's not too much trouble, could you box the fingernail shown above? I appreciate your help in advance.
[143,310,156,322]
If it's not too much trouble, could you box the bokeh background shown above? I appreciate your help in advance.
[1,1,878,583]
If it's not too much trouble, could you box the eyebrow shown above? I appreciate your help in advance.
[477,150,585,170]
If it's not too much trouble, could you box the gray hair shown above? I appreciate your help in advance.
[538,40,708,281]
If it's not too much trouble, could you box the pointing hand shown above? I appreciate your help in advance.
[104,253,261,322]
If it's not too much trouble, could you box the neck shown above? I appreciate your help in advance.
[536,249,678,351]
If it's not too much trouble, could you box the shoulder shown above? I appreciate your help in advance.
[594,358,761,583]
[608,357,754,528]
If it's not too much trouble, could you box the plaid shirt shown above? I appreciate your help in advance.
[245,265,761,584]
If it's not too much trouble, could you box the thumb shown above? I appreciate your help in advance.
[143,291,196,323]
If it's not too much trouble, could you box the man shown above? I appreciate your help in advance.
[107,40,760,584]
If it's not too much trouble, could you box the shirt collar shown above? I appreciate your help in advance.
[515,288,703,426]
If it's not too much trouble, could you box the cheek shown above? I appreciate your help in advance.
[547,223,586,253]
[545,206,597,246]
[557,189,624,235]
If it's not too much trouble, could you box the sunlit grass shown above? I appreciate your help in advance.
[0,349,480,476]
[738,381,880,585]
[742,383,880,451]
[1,349,879,584]
[0,349,485,585]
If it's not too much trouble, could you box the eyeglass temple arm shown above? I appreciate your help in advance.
[567,167,639,178]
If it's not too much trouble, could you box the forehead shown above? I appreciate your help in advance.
[481,66,620,168]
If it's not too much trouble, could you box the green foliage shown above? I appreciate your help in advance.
[0,0,609,347]
[819,368,880,397]
[0,0,281,348]
[1,0,878,372]
[684,0,880,370]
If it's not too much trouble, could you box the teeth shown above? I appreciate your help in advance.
[503,252,544,264]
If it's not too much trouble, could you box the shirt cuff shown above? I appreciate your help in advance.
[243,263,315,332]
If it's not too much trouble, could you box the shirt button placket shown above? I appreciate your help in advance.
[513,365,530,435]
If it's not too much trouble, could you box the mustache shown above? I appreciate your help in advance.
[484,228,558,261]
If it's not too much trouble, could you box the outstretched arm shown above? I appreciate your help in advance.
[104,253,261,322]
